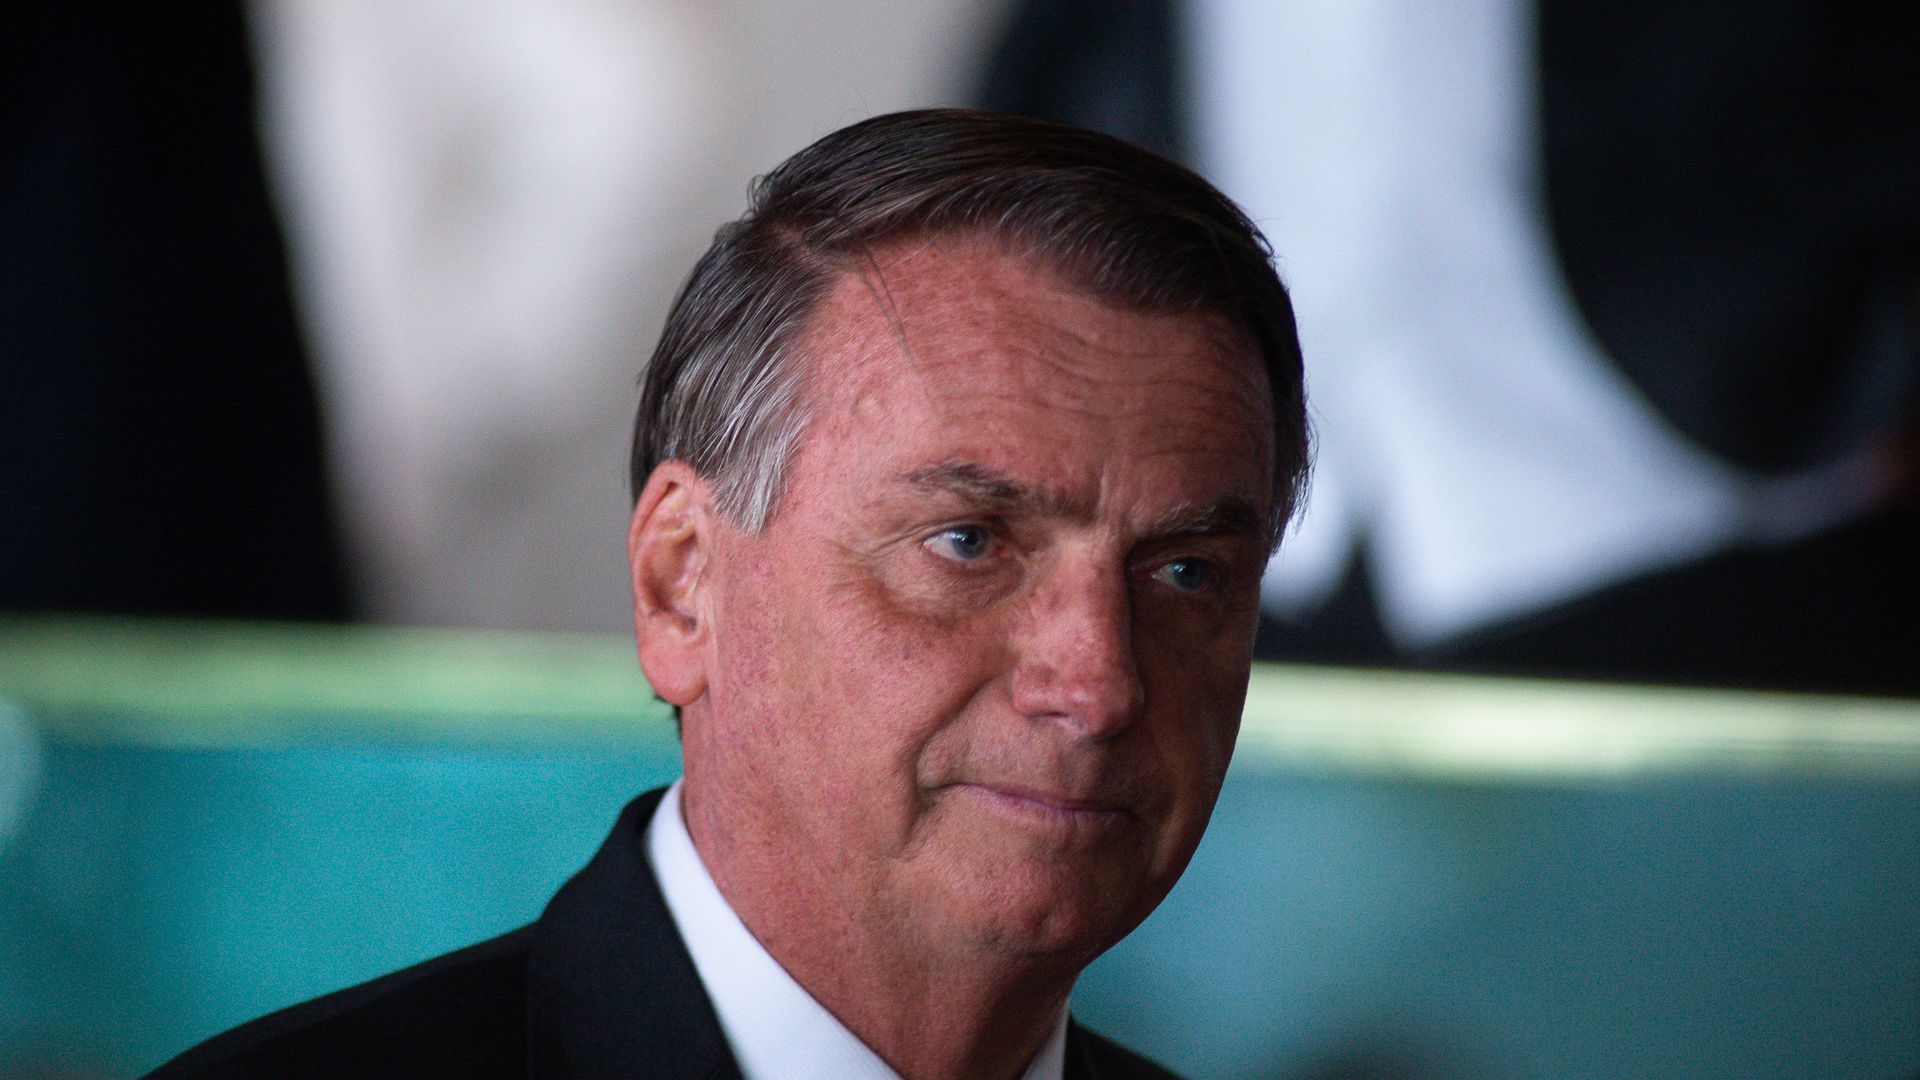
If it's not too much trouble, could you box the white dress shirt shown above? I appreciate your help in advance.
[646,780,1069,1080]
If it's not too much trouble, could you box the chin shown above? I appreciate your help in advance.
[938,859,1164,964]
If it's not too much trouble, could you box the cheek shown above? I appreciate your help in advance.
[701,550,844,775]
[708,559,787,703]
[1139,702,1240,886]
[738,560,1008,784]
[1140,631,1250,792]
[838,557,1013,691]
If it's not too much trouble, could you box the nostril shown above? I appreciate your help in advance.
[1009,643,1144,738]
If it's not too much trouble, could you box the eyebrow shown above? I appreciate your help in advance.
[899,460,1266,541]
[1144,497,1265,541]
[901,461,1067,513]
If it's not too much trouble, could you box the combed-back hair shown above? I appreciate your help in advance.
[631,107,1310,543]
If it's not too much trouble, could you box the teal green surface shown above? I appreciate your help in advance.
[3,617,1918,1078]
[0,616,673,748]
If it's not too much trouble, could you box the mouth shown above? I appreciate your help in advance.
[950,782,1137,831]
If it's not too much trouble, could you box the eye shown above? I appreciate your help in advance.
[925,524,993,562]
[1152,557,1217,594]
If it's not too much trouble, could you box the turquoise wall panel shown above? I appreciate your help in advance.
[3,618,1917,1078]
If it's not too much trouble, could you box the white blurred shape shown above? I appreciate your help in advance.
[249,0,997,630]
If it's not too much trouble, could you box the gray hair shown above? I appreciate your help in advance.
[631,108,1310,542]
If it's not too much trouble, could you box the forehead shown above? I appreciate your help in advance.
[785,237,1276,518]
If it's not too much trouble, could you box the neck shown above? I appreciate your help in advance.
[681,777,1081,1080]
[786,952,1070,1080]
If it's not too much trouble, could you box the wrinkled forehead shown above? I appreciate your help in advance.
[779,237,1278,529]
[793,235,1271,423]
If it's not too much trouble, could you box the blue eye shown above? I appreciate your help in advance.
[927,525,992,562]
[1154,558,1215,593]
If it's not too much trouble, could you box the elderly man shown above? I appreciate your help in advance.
[152,108,1308,1080]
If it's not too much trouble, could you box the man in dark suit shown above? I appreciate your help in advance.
[149,108,1311,1079]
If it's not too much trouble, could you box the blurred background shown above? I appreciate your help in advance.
[4,1,1917,1076]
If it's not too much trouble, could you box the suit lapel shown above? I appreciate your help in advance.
[1065,1020,1104,1080]
[522,790,1152,1080]
[525,788,743,1079]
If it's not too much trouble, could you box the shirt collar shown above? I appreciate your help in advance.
[647,780,1068,1080]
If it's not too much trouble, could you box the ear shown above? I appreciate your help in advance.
[628,461,716,707]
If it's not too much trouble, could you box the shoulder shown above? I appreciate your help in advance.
[145,925,534,1079]
[1071,1022,1185,1080]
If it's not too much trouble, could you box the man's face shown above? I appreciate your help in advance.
[681,237,1276,966]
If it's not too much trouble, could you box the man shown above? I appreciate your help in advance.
[151,108,1310,1080]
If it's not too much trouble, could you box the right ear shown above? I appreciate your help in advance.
[628,461,715,707]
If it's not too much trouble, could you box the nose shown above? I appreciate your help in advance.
[1008,556,1146,739]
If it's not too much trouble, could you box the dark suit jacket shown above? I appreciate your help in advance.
[147,788,1179,1079]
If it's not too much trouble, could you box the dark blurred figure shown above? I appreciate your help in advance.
[981,0,1919,696]
[3,4,347,620]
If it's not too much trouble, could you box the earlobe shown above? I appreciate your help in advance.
[628,462,715,707]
